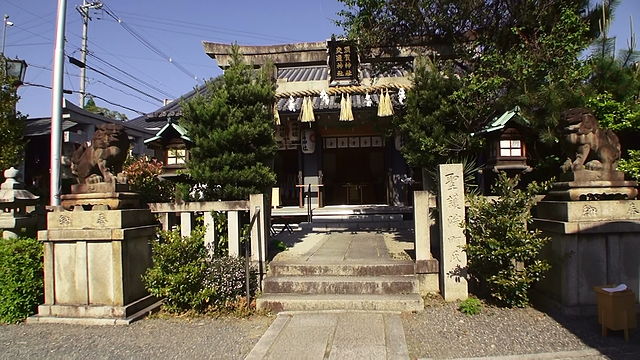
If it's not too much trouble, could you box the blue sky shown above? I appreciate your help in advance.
[1,0,638,120]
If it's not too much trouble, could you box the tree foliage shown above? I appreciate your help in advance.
[0,55,26,171]
[84,96,128,120]
[182,45,277,200]
[338,0,612,176]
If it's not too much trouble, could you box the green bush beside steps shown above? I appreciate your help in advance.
[0,236,43,323]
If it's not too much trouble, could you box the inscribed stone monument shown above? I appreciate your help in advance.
[437,163,468,301]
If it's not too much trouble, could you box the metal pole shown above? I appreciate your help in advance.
[2,15,9,55]
[79,1,88,107]
[244,233,251,305]
[50,0,68,206]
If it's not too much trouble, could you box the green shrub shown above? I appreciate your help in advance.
[458,297,482,315]
[618,150,640,182]
[0,236,43,323]
[122,156,175,203]
[143,226,257,313]
[465,172,551,308]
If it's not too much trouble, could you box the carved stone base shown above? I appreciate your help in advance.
[33,208,158,324]
[546,170,638,201]
[533,200,640,314]
[71,182,130,194]
[61,191,140,210]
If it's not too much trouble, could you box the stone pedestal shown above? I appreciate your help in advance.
[61,182,139,210]
[533,200,640,315]
[546,170,637,201]
[28,208,160,325]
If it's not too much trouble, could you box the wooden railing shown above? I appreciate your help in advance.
[147,194,268,267]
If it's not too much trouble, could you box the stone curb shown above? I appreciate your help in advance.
[418,348,604,360]
[244,313,292,360]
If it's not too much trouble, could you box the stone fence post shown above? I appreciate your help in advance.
[437,164,468,301]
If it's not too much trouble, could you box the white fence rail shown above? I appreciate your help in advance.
[147,194,268,266]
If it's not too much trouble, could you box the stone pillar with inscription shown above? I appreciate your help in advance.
[437,164,468,301]
[533,108,640,315]
[29,124,161,325]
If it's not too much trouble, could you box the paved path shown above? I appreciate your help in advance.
[250,230,412,359]
[245,311,409,360]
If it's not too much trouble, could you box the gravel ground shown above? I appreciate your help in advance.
[0,315,273,360]
[403,298,640,360]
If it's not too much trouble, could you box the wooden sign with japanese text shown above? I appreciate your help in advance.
[328,40,359,83]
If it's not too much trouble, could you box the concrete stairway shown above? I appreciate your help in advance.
[257,233,424,313]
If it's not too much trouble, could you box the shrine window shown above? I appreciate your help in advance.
[499,140,522,157]
[167,148,187,165]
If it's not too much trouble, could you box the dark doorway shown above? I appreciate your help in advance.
[274,149,299,206]
[323,147,386,205]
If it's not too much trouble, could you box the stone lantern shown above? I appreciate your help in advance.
[0,167,39,239]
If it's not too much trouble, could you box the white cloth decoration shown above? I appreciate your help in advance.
[364,92,373,107]
[287,96,296,112]
[320,89,330,106]
[398,88,406,105]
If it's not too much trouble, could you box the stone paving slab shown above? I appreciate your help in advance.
[419,349,605,360]
[245,311,409,360]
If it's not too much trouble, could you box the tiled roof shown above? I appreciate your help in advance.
[130,64,410,125]
[277,64,409,82]
[127,85,208,130]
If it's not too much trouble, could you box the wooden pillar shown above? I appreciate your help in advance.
[228,211,240,257]
[203,211,215,255]
[180,212,192,238]
[249,194,267,264]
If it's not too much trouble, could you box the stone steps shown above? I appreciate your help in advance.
[269,261,416,277]
[263,275,417,295]
[258,259,423,313]
[312,214,405,223]
[257,293,424,313]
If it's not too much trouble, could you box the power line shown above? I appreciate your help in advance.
[29,63,85,79]
[86,51,176,99]
[101,4,200,83]
[91,78,160,107]
[22,82,146,115]
[68,55,164,103]
[115,10,302,43]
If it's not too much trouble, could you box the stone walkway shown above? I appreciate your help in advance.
[245,311,409,360]
[250,229,414,359]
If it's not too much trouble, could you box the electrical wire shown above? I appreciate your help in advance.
[91,78,160,107]
[115,10,302,43]
[86,52,176,99]
[28,63,84,79]
[68,55,164,103]
[101,4,200,83]
[22,82,146,115]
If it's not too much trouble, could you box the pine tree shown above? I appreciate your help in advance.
[84,96,128,120]
[181,45,277,200]
[0,56,26,172]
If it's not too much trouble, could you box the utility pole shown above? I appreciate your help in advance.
[50,0,68,207]
[2,14,14,55]
[77,1,102,108]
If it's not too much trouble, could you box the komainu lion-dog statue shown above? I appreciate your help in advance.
[71,123,130,184]
[559,108,621,172]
